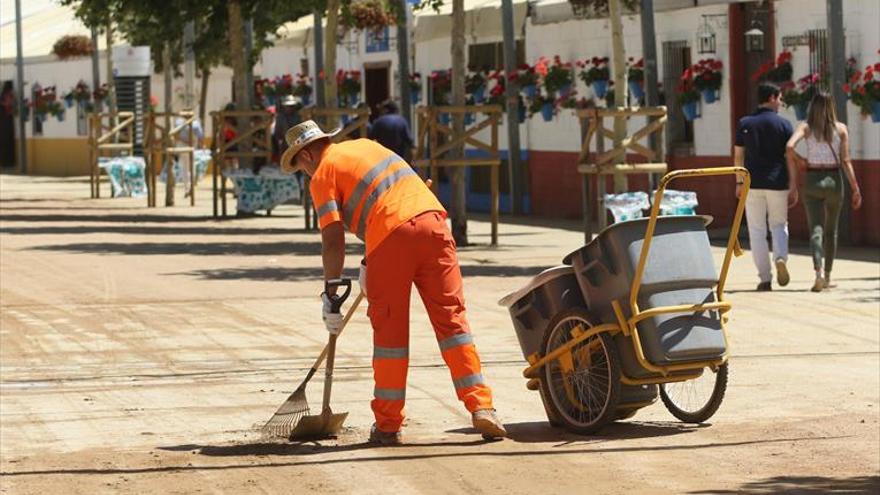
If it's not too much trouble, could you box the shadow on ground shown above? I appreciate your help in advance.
[172,263,545,281]
[29,241,361,257]
[689,475,880,494]
[0,433,848,477]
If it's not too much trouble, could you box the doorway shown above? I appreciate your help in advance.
[1,80,15,169]
[364,62,390,122]
[663,40,694,156]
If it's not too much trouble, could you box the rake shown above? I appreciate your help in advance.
[261,282,364,439]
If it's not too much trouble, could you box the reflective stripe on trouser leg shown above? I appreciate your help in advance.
[416,212,493,413]
[371,345,409,433]
[367,231,415,434]
[439,333,493,412]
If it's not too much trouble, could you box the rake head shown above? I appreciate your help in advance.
[260,387,310,439]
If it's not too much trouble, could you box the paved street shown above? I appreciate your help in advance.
[1,174,878,494]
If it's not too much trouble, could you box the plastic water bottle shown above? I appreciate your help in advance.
[604,191,649,223]
[653,189,698,216]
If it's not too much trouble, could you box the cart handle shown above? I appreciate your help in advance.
[628,167,751,314]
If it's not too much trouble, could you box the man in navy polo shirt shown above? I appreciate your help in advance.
[368,99,414,162]
[734,82,797,291]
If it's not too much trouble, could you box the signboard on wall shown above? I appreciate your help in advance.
[112,46,151,77]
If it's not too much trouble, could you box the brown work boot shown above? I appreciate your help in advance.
[472,409,507,439]
[369,424,402,446]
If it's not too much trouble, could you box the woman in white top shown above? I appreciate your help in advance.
[786,92,863,292]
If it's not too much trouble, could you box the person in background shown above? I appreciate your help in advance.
[0,82,15,169]
[368,99,414,163]
[272,95,303,160]
[786,92,862,292]
[734,82,796,292]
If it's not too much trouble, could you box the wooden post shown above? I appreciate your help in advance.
[491,112,499,246]
[608,0,628,193]
[211,113,219,218]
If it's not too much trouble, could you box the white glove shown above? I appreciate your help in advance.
[358,259,367,297]
[321,293,344,335]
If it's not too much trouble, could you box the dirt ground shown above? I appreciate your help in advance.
[1,174,878,494]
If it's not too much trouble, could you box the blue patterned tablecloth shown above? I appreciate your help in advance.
[224,166,301,213]
[98,156,147,198]
[159,149,212,188]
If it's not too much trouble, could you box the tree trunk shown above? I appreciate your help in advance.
[105,23,116,114]
[449,0,468,246]
[163,43,175,206]
[609,0,627,193]
[227,0,251,168]
[198,67,210,128]
[324,0,340,128]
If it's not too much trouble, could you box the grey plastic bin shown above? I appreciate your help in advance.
[563,215,725,378]
[498,266,585,360]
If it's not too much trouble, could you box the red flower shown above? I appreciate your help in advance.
[842,83,850,93]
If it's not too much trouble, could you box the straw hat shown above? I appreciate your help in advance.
[280,120,340,173]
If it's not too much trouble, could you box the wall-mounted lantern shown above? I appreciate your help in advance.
[697,18,716,54]
[745,22,765,52]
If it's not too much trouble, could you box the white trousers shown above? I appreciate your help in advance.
[745,188,790,283]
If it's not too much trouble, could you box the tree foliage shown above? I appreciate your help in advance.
[60,0,313,76]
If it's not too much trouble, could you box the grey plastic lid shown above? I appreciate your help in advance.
[498,265,574,308]
[562,214,714,265]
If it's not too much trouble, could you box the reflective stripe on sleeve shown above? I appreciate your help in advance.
[315,199,339,218]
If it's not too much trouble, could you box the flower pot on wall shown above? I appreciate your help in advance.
[411,89,421,105]
[523,84,537,99]
[301,94,312,106]
[871,101,880,123]
[628,80,645,100]
[559,83,572,97]
[793,102,808,121]
[472,85,486,103]
[464,112,475,126]
[592,79,608,99]
[701,89,718,104]
[682,101,700,121]
[518,105,526,124]
[439,113,451,125]
[540,102,554,122]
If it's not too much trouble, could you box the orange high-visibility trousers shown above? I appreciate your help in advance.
[366,211,494,433]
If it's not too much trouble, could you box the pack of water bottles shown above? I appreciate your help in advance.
[604,189,698,224]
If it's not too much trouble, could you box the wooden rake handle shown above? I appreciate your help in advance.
[308,291,364,374]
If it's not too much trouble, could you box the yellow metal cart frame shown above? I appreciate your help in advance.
[523,167,751,390]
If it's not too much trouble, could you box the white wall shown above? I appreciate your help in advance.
[775,0,880,160]
[1,56,102,139]
[521,3,730,157]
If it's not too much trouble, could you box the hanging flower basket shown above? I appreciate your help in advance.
[409,72,422,104]
[592,80,609,99]
[692,58,723,105]
[541,56,574,97]
[466,71,487,103]
[628,80,645,100]
[844,57,880,123]
[52,35,93,60]
[682,101,700,121]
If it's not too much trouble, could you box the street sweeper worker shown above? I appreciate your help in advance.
[280,120,507,445]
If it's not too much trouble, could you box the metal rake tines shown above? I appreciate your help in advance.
[260,390,310,438]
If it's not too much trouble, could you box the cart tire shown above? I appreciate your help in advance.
[615,407,640,421]
[659,362,728,423]
[538,386,563,427]
[539,309,621,435]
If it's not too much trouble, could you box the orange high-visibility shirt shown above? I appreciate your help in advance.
[309,139,445,254]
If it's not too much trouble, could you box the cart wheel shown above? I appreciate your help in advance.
[538,386,563,427]
[539,309,621,435]
[659,363,728,423]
